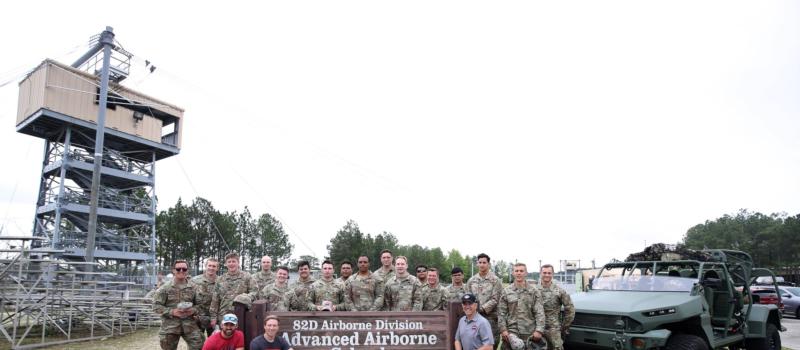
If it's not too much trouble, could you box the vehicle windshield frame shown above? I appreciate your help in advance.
[591,261,700,292]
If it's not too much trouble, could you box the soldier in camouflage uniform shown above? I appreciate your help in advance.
[210,252,257,328]
[421,268,448,311]
[415,264,428,285]
[252,255,275,292]
[153,260,204,350]
[339,260,353,283]
[383,256,423,311]
[499,263,546,350]
[288,260,316,311]
[447,266,468,301]
[539,264,575,350]
[190,258,219,337]
[372,249,395,284]
[466,253,504,340]
[307,260,348,311]
[258,266,291,312]
[345,255,384,311]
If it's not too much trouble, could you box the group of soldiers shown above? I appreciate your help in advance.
[152,250,574,350]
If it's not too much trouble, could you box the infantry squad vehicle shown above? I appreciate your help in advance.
[565,248,783,350]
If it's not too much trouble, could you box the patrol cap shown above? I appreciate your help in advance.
[462,293,477,304]
[222,314,238,325]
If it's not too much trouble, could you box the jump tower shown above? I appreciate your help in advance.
[2,27,182,348]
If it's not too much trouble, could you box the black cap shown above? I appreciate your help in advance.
[462,293,477,304]
[451,267,463,274]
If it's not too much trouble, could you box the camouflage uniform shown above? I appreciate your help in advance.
[189,274,216,335]
[372,267,395,285]
[466,271,504,338]
[345,273,384,311]
[539,282,575,350]
[383,274,423,311]
[209,270,256,323]
[499,283,546,349]
[307,277,348,311]
[288,276,316,311]
[258,282,290,312]
[252,270,275,292]
[446,283,468,302]
[152,280,204,350]
[421,283,449,311]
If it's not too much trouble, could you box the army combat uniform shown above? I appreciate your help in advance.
[446,283,468,302]
[421,283,449,311]
[252,270,275,292]
[539,282,575,350]
[152,280,204,350]
[372,267,395,285]
[210,270,256,323]
[258,282,291,312]
[307,277,348,311]
[288,276,316,311]
[189,274,216,336]
[345,273,384,311]
[383,274,423,311]
[466,271,504,339]
[498,283,546,350]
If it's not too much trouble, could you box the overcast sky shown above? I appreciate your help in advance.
[1,1,798,269]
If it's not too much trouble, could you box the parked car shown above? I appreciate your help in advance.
[779,286,800,319]
[753,275,796,286]
[750,285,784,313]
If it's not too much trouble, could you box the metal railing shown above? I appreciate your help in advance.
[43,185,153,215]
[46,143,153,177]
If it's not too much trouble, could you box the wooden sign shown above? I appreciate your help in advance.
[242,301,463,350]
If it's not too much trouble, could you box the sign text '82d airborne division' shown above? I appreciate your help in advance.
[566,246,783,350]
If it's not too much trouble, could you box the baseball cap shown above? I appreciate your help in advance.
[462,293,477,304]
[528,336,548,350]
[320,300,333,311]
[222,314,238,325]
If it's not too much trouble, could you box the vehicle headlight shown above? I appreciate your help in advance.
[642,307,677,317]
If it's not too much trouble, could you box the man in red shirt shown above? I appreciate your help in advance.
[202,314,244,350]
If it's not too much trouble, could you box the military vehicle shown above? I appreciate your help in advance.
[565,248,782,350]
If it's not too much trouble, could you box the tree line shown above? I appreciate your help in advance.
[155,197,293,272]
[682,209,800,268]
[154,198,516,282]
[156,198,796,280]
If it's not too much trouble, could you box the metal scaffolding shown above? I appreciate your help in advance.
[0,237,158,349]
[30,125,159,280]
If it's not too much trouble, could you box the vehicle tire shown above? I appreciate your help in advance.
[745,323,780,350]
[796,307,800,320]
[666,334,708,350]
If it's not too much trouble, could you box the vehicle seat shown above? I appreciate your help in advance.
[712,290,732,326]
[702,270,719,318]
[703,284,715,317]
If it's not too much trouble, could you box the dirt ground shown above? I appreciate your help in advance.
[36,327,188,350]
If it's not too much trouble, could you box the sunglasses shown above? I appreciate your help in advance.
[417,269,426,273]
[174,268,188,272]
